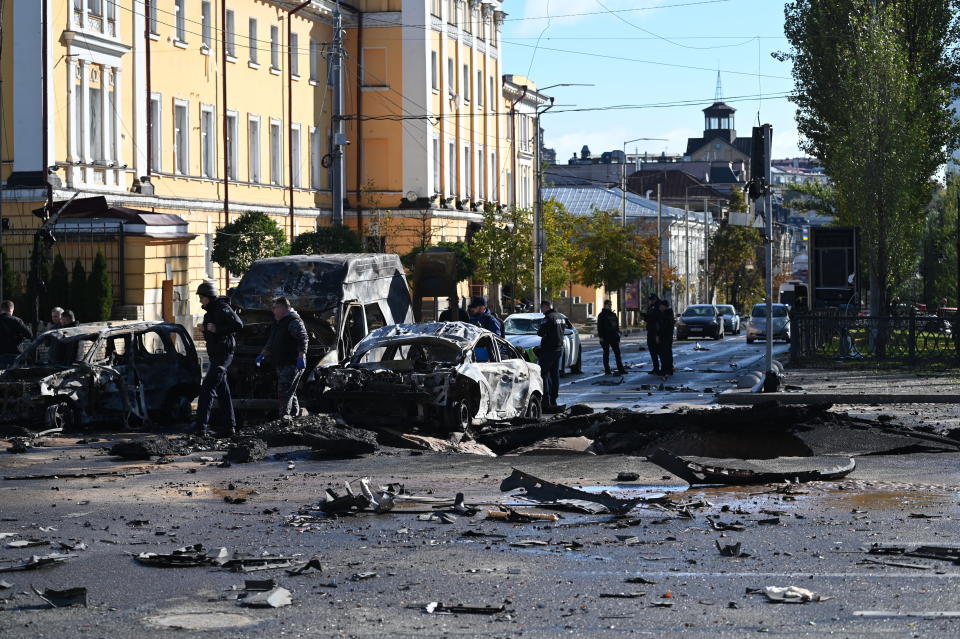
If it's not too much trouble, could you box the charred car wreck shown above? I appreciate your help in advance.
[0,322,201,431]
[320,322,544,430]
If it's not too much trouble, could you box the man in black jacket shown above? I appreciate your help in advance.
[597,299,625,375]
[642,294,661,374]
[656,298,675,376]
[257,296,309,418]
[195,281,243,435]
[538,300,565,410]
[0,300,32,368]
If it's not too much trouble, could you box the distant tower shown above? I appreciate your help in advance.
[714,69,723,102]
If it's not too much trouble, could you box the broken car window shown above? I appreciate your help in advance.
[137,330,167,355]
[353,339,460,365]
[473,336,498,363]
[496,338,520,360]
[364,303,387,332]
[504,317,541,335]
[168,330,189,356]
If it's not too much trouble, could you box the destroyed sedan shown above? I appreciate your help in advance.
[0,322,201,431]
[321,322,544,429]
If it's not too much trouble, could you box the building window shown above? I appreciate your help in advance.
[226,112,238,180]
[89,87,102,161]
[462,1,471,33]
[309,40,320,82]
[491,151,497,199]
[447,141,455,194]
[270,26,280,71]
[431,51,438,91]
[431,0,442,18]
[174,0,186,43]
[477,70,483,107]
[201,1,211,49]
[462,64,469,101]
[447,0,457,26]
[270,120,282,186]
[225,10,236,57]
[447,57,455,97]
[481,13,489,41]
[149,94,161,172]
[491,17,498,47]
[89,0,102,16]
[361,48,386,87]
[489,76,495,112]
[463,146,471,197]
[291,124,301,187]
[310,128,322,188]
[149,1,158,35]
[201,106,215,178]
[248,117,261,183]
[478,148,485,199]
[174,101,188,175]
[248,18,258,64]
[432,137,441,193]
[290,33,299,77]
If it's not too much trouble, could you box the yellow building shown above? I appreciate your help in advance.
[1,0,531,324]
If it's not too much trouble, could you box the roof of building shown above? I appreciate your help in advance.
[543,163,623,187]
[542,185,699,221]
[685,135,754,157]
[627,169,726,200]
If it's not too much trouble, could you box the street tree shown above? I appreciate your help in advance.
[69,259,87,320]
[571,209,657,295]
[402,240,476,283]
[291,224,363,254]
[467,204,533,312]
[920,177,959,307]
[541,199,577,299]
[88,250,113,321]
[783,0,960,317]
[785,181,837,219]
[708,222,764,310]
[212,212,289,275]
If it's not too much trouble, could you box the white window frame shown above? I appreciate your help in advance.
[149,93,162,172]
[447,140,455,195]
[477,70,483,108]
[201,1,212,50]
[248,115,261,183]
[173,99,189,176]
[270,25,280,71]
[432,136,441,194]
[431,51,439,92]
[248,18,258,65]
[310,127,322,189]
[309,40,320,82]
[89,86,103,161]
[447,57,455,97]
[269,119,283,186]
[477,147,485,199]
[225,10,236,58]
[290,33,300,78]
[226,110,238,180]
[174,0,186,44]
[489,76,495,112]
[490,151,497,200]
[290,123,302,188]
[463,145,471,198]
[462,64,469,102]
[200,104,216,178]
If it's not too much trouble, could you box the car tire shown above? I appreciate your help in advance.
[570,351,582,374]
[444,398,472,431]
[526,394,543,420]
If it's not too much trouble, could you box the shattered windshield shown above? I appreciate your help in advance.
[15,334,98,367]
[504,317,542,335]
[352,339,462,365]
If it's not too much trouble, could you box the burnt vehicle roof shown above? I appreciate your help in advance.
[230,253,410,313]
[39,321,184,339]
[358,322,491,347]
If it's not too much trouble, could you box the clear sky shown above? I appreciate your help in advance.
[499,0,801,162]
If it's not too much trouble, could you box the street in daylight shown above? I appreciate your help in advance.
[3,1,960,638]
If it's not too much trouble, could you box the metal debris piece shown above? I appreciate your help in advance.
[134,544,227,568]
[0,580,13,589]
[600,592,645,599]
[761,585,828,603]
[616,472,640,482]
[484,508,559,523]
[225,556,297,573]
[0,553,76,572]
[350,572,377,581]
[243,579,276,591]
[460,530,507,539]
[499,468,645,515]
[707,517,746,532]
[419,602,506,614]
[31,585,87,608]
[625,577,657,585]
[650,449,856,485]
[400,434,496,457]
[868,544,960,563]
[287,557,323,576]
[239,586,292,608]
[7,539,49,549]
[715,540,749,558]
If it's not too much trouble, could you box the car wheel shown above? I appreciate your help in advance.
[526,394,543,420]
[45,402,77,431]
[444,398,472,431]
[570,350,582,374]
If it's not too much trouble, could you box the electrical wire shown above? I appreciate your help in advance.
[591,0,755,51]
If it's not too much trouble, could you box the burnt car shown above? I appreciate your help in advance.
[0,322,201,431]
[321,322,544,430]
[228,254,414,414]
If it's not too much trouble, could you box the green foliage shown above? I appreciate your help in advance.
[291,224,363,255]
[48,254,69,313]
[402,241,476,283]
[468,204,534,306]
[212,212,289,275]
[783,0,960,315]
[784,181,837,218]
[87,250,113,322]
[727,188,748,214]
[541,199,577,298]
[570,209,657,292]
[920,178,960,306]
[69,259,87,321]
[708,222,764,310]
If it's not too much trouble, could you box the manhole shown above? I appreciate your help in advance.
[147,612,260,631]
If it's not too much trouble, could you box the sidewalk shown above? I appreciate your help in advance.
[718,367,960,404]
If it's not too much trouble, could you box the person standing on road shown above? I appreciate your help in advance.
[0,300,32,368]
[597,299,626,376]
[59,310,79,328]
[46,307,63,332]
[538,300,565,410]
[642,293,661,374]
[656,298,675,376]
[466,296,504,336]
[195,281,243,436]
[257,296,309,419]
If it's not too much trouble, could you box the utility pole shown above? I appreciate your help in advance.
[656,184,662,297]
[761,125,775,387]
[534,109,544,308]
[330,3,345,225]
[288,1,311,240]
[684,199,690,310]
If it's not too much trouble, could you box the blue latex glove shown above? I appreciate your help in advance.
[296,356,306,370]
[255,354,265,367]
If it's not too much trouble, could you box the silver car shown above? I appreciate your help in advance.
[503,312,582,374]
[716,304,741,335]
[747,303,791,343]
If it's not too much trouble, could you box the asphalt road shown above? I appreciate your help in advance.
[559,332,790,409]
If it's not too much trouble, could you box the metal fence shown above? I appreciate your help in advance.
[791,310,958,365]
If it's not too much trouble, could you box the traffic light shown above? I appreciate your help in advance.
[748,124,772,201]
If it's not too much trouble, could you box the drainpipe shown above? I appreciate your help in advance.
[221,0,230,293]
[41,0,51,213]
[287,1,311,243]
[145,0,153,176]
[355,12,363,237]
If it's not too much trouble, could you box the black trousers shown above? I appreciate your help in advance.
[646,334,661,371]
[196,354,236,431]
[658,339,674,374]
[600,339,624,373]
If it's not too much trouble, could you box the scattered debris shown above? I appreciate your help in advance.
[225,556,297,573]
[350,572,377,581]
[616,471,640,482]
[715,540,749,557]
[32,585,87,608]
[419,602,506,615]
[0,553,76,572]
[110,437,182,460]
[225,438,268,463]
[759,585,828,604]
[500,468,646,515]
[400,433,495,457]
[135,545,220,568]
[6,439,29,454]
[600,592,645,599]
[868,544,960,563]
[625,577,657,585]
[485,508,559,523]
[4,470,149,481]
[239,586,292,608]
[7,539,49,549]
[287,557,323,576]
[508,436,594,456]
[853,611,960,618]
[650,449,856,485]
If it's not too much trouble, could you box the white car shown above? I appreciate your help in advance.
[321,322,544,429]
[503,312,582,374]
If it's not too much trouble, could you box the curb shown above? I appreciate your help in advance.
[717,392,960,405]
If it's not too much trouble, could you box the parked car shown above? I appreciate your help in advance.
[676,304,724,340]
[320,322,544,430]
[747,303,791,343]
[502,312,582,374]
[0,322,201,431]
[716,304,741,334]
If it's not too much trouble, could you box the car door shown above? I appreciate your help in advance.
[471,335,508,420]
[494,336,530,417]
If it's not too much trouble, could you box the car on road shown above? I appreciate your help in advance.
[0,322,201,431]
[502,312,582,374]
[716,304,741,334]
[676,304,724,340]
[320,322,544,431]
[747,303,791,343]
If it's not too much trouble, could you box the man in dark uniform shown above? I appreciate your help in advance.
[466,296,503,336]
[257,296,309,418]
[59,310,79,328]
[537,299,565,410]
[0,300,32,368]
[597,299,625,375]
[195,281,243,435]
[642,293,661,374]
[656,298,675,376]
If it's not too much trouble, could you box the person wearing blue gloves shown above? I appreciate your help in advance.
[256,296,309,418]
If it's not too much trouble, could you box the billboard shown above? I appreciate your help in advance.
[808,227,860,311]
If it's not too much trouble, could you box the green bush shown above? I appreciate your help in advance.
[69,259,87,321]
[291,224,363,255]
[212,211,289,275]
[87,250,113,321]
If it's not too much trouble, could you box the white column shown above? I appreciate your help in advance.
[133,0,147,178]
[79,59,91,176]
[101,65,113,182]
[113,67,122,185]
[79,0,87,30]
[66,57,77,163]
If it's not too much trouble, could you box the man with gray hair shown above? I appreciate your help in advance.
[47,307,64,332]
[0,300,32,368]
[256,296,309,418]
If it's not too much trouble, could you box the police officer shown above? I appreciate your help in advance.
[0,300,31,368]
[642,293,661,374]
[257,296,309,419]
[656,298,675,376]
[195,281,243,435]
[597,299,625,376]
[466,296,503,336]
[538,300,565,411]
